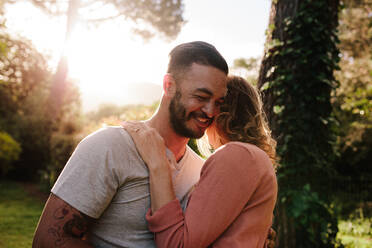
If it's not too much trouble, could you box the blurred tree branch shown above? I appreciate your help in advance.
[28,0,185,40]
[3,0,185,120]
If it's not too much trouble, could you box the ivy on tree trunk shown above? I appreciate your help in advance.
[258,0,341,247]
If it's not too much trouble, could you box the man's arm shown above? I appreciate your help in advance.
[33,193,94,248]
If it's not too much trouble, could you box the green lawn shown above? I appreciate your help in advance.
[0,180,370,248]
[0,180,44,248]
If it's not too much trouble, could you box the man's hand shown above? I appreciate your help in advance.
[264,227,276,248]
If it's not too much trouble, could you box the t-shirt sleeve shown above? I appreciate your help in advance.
[146,143,276,248]
[51,128,124,219]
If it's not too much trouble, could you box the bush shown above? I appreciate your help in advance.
[38,132,78,191]
[0,131,21,177]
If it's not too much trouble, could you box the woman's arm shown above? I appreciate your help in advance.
[146,143,277,248]
[122,121,176,212]
[123,122,277,248]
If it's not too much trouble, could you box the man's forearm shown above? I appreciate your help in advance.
[33,232,94,248]
[33,212,94,248]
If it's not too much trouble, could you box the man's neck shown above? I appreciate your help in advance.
[145,118,189,162]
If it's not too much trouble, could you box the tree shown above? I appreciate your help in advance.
[332,0,372,215]
[231,57,261,85]
[2,0,185,183]
[257,0,341,247]
[0,29,50,122]
[0,21,82,182]
[4,0,185,120]
[29,0,185,40]
[0,131,21,177]
[0,28,50,179]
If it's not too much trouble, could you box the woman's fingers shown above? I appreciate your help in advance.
[122,121,145,134]
[122,121,148,155]
[269,228,276,240]
[121,121,135,132]
[122,122,151,145]
[121,121,167,169]
[265,240,275,248]
[265,228,277,248]
[122,121,156,142]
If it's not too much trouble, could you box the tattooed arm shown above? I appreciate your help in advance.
[33,193,94,248]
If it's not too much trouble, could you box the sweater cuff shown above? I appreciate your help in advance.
[146,199,184,232]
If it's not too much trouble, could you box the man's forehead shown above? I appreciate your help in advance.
[178,64,227,92]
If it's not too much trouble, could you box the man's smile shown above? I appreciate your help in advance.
[190,113,213,128]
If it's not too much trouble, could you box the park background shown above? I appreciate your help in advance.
[0,0,370,247]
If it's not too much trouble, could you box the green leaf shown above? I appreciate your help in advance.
[274,105,285,114]
[260,82,271,91]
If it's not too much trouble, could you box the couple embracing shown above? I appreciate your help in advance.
[33,41,278,248]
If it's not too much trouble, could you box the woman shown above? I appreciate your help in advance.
[124,76,278,248]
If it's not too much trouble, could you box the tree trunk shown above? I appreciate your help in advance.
[258,1,340,247]
[258,3,299,244]
[48,0,80,121]
[258,0,300,136]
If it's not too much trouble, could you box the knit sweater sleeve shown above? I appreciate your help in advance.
[146,142,276,248]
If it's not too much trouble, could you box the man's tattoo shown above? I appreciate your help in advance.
[63,214,88,238]
[48,224,70,247]
[48,204,88,246]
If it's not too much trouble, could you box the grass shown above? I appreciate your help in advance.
[0,180,44,248]
[0,180,370,248]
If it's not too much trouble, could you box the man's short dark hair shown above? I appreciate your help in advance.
[167,41,228,82]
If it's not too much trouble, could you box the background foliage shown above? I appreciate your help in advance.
[0,0,370,247]
[236,1,371,247]
[0,24,82,186]
[0,131,21,176]
[332,0,372,216]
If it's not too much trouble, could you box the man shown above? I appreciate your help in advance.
[33,41,275,248]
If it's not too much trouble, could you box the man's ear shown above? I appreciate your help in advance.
[163,73,176,97]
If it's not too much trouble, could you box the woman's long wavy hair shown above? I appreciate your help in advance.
[209,75,277,167]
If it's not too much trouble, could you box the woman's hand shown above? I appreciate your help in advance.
[122,121,169,171]
[122,121,176,212]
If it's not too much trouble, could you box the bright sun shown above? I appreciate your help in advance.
[5,1,169,110]
[65,21,168,96]
[5,1,270,111]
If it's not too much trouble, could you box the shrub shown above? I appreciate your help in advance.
[0,131,21,176]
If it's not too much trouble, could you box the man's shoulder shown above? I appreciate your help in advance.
[70,126,139,162]
[83,126,129,141]
[79,126,133,149]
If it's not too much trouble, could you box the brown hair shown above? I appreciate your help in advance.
[214,76,277,166]
[167,41,228,83]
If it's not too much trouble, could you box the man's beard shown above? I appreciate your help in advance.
[169,91,209,139]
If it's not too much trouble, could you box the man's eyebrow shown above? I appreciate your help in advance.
[194,88,226,100]
[194,88,213,96]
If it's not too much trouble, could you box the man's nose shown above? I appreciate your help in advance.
[202,102,218,118]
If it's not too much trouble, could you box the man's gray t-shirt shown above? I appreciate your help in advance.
[51,126,204,248]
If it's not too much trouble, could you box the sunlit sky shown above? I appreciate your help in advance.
[5,0,271,111]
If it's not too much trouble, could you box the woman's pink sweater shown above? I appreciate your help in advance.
[146,142,277,248]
